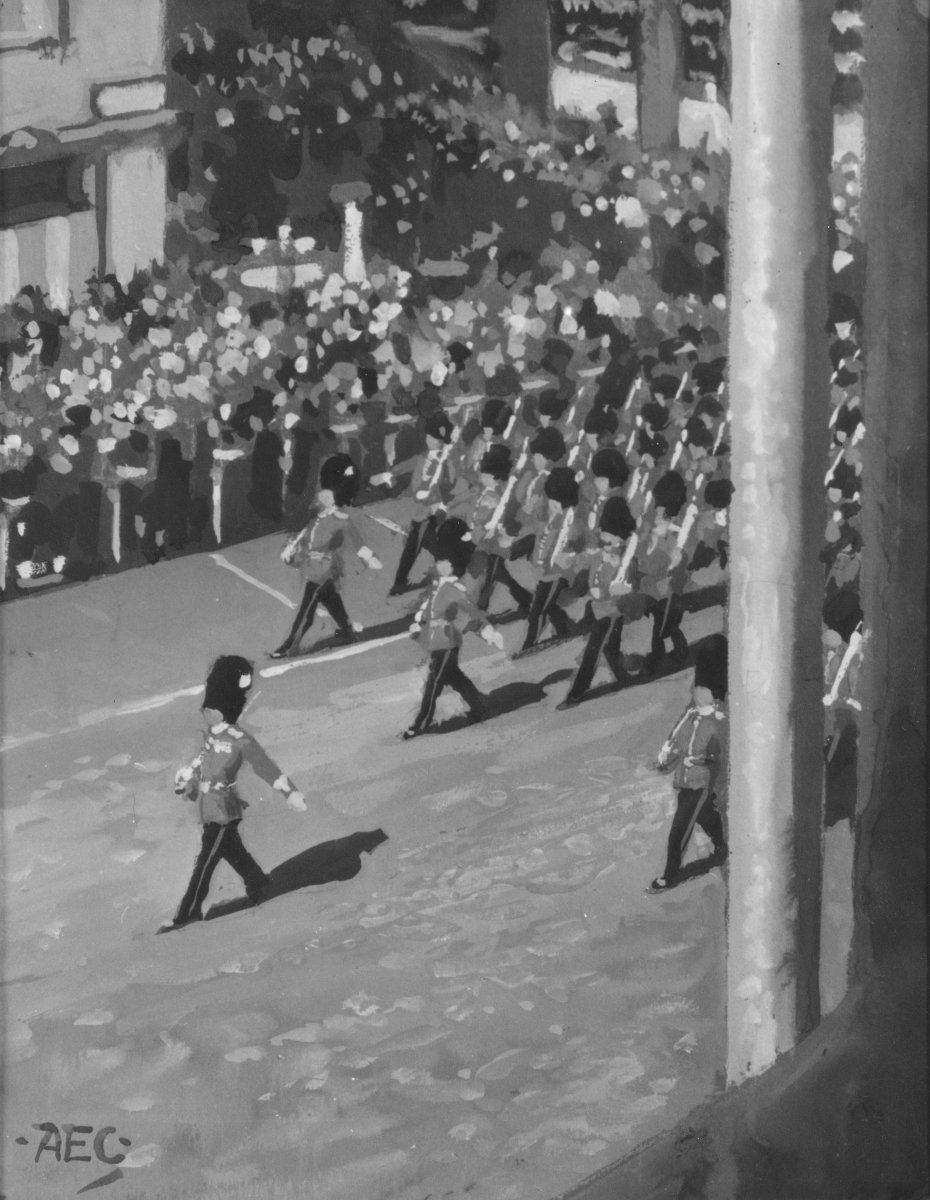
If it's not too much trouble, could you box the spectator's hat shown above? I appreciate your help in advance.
[600,495,636,540]
[537,389,569,421]
[319,453,360,505]
[641,401,670,431]
[704,478,735,509]
[591,446,630,489]
[424,411,453,444]
[479,443,512,480]
[447,341,471,370]
[652,470,687,517]
[544,466,580,508]
[203,654,254,724]
[530,427,567,463]
[480,398,511,433]
[583,405,619,438]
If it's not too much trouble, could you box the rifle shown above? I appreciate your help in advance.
[486,436,529,537]
[610,529,639,590]
[551,506,576,563]
[675,474,706,550]
[824,622,863,707]
[669,428,689,471]
[418,425,461,503]
[711,413,729,455]
[501,396,523,443]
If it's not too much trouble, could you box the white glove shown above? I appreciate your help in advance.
[52,555,66,573]
[287,790,307,812]
[367,555,383,571]
[481,626,505,650]
[415,489,430,500]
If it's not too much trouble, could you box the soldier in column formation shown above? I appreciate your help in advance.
[582,447,631,543]
[518,466,587,655]
[387,410,466,596]
[269,454,383,659]
[515,427,568,526]
[160,655,306,932]
[464,399,513,480]
[402,518,504,740]
[0,468,65,593]
[463,443,534,616]
[557,495,641,709]
[639,470,690,674]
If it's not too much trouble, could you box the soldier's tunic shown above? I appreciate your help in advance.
[406,574,488,735]
[172,723,296,922]
[389,444,467,592]
[639,519,689,667]
[561,543,644,704]
[462,481,532,614]
[520,507,586,652]
[654,705,727,884]
[274,506,367,654]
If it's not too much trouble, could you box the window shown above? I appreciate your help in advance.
[0,156,88,228]
[0,0,65,49]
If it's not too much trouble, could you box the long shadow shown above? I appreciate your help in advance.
[427,679,548,736]
[286,615,413,658]
[204,829,388,921]
[669,852,726,888]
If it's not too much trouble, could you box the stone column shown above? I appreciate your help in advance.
[725,0,835,1083]
[638,0,682,150]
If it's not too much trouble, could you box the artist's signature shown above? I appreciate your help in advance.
[14,1123,132,1194]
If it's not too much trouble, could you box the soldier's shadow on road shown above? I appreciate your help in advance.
[430,679,550,735]
[204,829,389,921]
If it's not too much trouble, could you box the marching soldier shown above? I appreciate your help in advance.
[463,399,513,480]
[402,519,504,739]
[160,655,307,931]
[463,443,534,615]
[0,468,65,593]
[647,683,728,893]
[635,402,671,470]
[269,454,382,659]
[518,466,587,654]
[582,446,631,541]
[689,478,734,575]
[639,471,689,674]
[534,388,570,431]
[557,495,641,709]
[515,427,567,524]
[386,411,466,595]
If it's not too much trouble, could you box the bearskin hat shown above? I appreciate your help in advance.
[480,398,512,434]
[541,337,574,374]
[583,405,620,438]
[823,589,863,643]
[424,411,453,444]
[544,466,580,508]
[834,404,863,438]
[649,373,683,401]
[600,495,636,540]
[685,416,713,448]
[530,426,567,463]
[694,395,724,422]
[590,447,630,489]
[694,633,728,701]
[640,401,670,432]
[537,389,569,421]
[704,478,735,509]
[203,655,254,724]
[0,469,31,503]
[319,453,360,505]
[692,358,726,395]
[486,363,522,397]
[652,470,687,517]
[479,443,512,481]
[434,517,474,573]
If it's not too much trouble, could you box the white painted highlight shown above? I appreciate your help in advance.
[94,79,166,119]
[0,229,21,305]
[210,553,297,610]
[342,200,366,283]
[260,633,409,678]
[44,216,71,311]
[550,66,638,129]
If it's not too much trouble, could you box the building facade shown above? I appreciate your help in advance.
[0,0,174,307]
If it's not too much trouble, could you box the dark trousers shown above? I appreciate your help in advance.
[565,614,626,702]
[276,578,351,653]
[522,577,570,650]
[662,788,726,881]
[411,647,485,733]
[646,594,688,662]
[477,553,533,613]
[174,819,267,922]
[392,513,440,589]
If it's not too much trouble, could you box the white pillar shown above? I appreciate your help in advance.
[0,229,20,304]
[45,216,71,312]
[106,139,167,284]
[726,0,834,1084]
